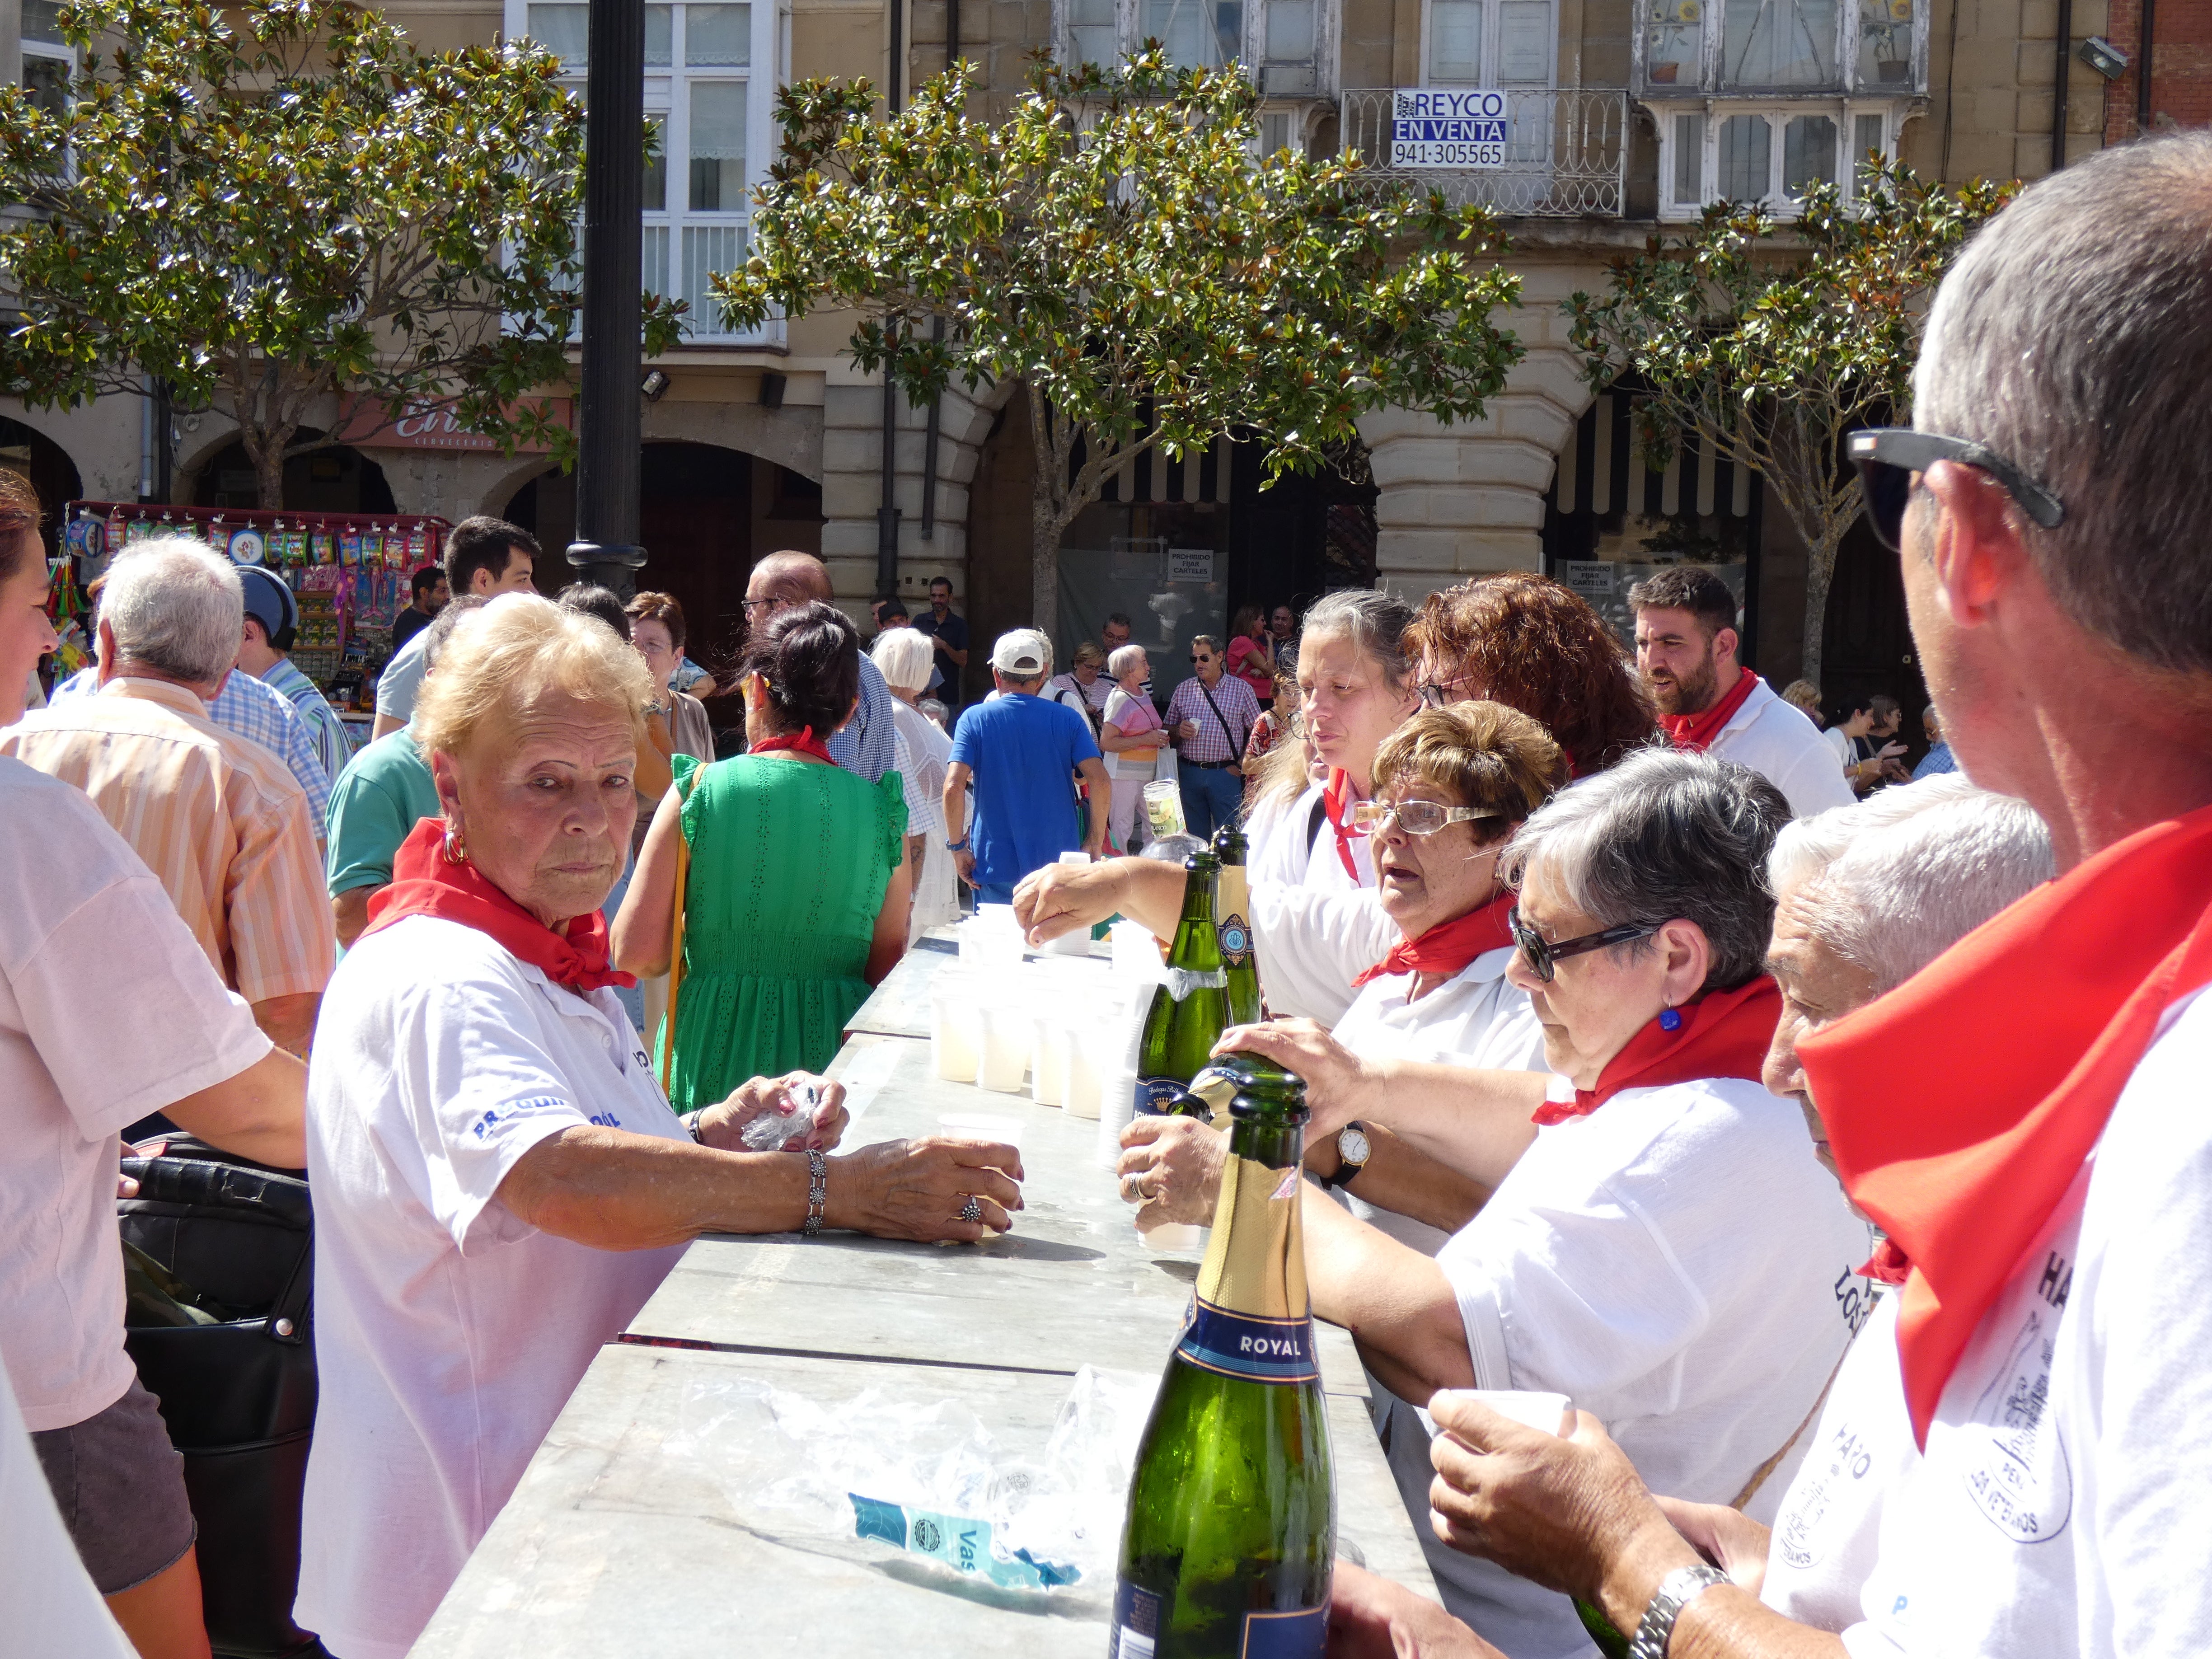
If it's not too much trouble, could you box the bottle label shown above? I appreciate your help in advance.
[1111,1581,1163,1659]
[1164,965,1228,999]
[1240,1605,1329,1657]
[1177,1294,1319,1383]
[1218,866,1255,969]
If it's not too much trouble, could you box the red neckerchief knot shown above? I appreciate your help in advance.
[362,820,635,991]
[1658,669,1762,753]
[1322,768,1365,883]
[1351,891,1516,989]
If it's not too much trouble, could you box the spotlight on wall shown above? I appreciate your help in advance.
[641,369,671,401]
[2079,36,2130,79]
[758,371,787,410]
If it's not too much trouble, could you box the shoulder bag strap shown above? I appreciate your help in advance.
[1195,677,1250,762]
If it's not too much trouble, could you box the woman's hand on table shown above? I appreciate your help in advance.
[824,1136,1026,1243]
[698,1072,848,1152]
[1116,1115,1227,1228]
[1214,1020,1378,1139]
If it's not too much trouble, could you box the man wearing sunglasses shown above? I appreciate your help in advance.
[1631,566,1854,820]
[1163,633,1263,839]
[1354,133,2212,1659]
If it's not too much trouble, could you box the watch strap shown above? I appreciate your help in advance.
[1315,1122,1369,1191]
[1627,1564,1729,1659]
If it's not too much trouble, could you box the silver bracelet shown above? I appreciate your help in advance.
[1628,1564,1729,1659]
[803,1149,827,1237]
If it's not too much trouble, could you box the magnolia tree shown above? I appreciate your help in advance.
[1565,160,2014,687]
[0,0,682,507]
[716,54,1526,622]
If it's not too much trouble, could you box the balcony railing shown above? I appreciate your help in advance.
[1337,88,1627,217]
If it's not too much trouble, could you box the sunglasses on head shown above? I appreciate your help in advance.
[1848,428,2065,554]
[1508,905,1655,984]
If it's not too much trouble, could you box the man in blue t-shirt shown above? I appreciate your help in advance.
[945,629,1109,904]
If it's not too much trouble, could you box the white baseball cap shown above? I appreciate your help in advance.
[990,628,1051,676]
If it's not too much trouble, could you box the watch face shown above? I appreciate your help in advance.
[1339,1125,1372,1167]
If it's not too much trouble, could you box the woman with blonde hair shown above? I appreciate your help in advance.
[301,595,1019,1659]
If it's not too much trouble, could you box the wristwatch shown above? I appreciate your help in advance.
[944,835,970,852]
[1627,1564,1729,1659]
[1316,1122,1372,1190]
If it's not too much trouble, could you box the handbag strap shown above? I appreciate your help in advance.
[1193,676,1250,762]
[656,770,697,1093]
[265,1237,313,1347]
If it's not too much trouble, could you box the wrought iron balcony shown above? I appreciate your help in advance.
[1336,88,1628,217]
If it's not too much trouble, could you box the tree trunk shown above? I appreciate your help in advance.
[1798,527,1844,692]
[254,436,286,511]
[1031,460,1062,635]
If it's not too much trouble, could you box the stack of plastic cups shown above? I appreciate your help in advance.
[1092,980,1153,1169]
[928,973,983,1083]
[977,1001,1033,1093]
[1040,849,1097,958]
[1028,1008,1064,1107]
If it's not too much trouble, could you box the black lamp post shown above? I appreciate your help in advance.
[569,0,648,599]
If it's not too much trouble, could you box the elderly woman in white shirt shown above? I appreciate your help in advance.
[1188,751,1867,1655]
[871,625,960,937]
[1117,701,1570,1253]
[298,595,1023,1659]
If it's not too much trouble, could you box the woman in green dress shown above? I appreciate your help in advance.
[615,601,910,1104]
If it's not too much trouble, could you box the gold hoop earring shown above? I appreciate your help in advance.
[442,823,468,865]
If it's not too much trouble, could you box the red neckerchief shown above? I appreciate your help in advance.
[1859,1239,1911,1286]
[750,724,834,764]
[1322,768,1365,883]
[1658,668,1762,752]
[1805,801,2212,1447]
[1351,891,1516,989]
[1532,975,1780,1126]
[363,820,635,991]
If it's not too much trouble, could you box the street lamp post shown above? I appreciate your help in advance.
[569,0,648,599]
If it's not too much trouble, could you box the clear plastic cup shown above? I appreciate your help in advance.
[976,1004,1031,1093]
[928,988,982,1083]
[937,1111,1026,1150]
[1029,1011,1065,1107]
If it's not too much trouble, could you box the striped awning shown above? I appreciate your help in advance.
[1550,392,1756,520]
[1092,434,1235,505]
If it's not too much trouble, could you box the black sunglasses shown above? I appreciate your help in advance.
[1508,905,1655,984]
[1848,428,2065,554]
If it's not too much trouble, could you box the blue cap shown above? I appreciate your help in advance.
[237,564,298,640]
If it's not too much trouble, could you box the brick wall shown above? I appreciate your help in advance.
[2102,0,2212,139]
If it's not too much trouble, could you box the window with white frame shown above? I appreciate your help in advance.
[21,0,74,168]
[1058,0,1331,98]
[1422,0,1555,88]
[510,1,775,342]
[1640,0,1919,218]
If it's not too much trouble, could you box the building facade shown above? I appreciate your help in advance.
[5,0,2194,710]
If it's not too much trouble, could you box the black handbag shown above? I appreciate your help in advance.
[119,1139,324,1659]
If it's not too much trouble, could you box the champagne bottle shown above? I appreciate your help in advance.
[1113,1050,1334,1659]
[1135,851,1229,1119]
[1210,824,1261,1026]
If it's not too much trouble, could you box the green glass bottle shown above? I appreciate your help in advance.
[1210,825,1262,1027]
[1575,1598,1631,1659]
[1135,851,1229,1119]
[1113,1050,1335,1659]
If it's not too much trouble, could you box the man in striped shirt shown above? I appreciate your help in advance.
[1,539,333,1054]
[1164,633,1263,839]
[238,565,352,782]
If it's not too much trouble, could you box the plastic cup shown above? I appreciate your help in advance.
[976,1004,1031,1093]
[1029,1012,1065,1107]
[1443,1389,1573,1437]
[937,1111,1026,1150]
[1139,1222,1209,1255]
[928,988,982,1083]
[1141,778,1187,841]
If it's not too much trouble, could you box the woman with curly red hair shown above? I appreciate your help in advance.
[1402,572,1657,777]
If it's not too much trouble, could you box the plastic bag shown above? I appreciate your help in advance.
[668,1364,1158,1595]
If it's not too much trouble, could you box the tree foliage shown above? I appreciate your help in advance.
[0,0,682,507]
[717,53,1526,621]
[1565,159,2014,687]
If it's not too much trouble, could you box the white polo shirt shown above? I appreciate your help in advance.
[0,759,272,1433]
[1762,1292,1916,1632]
[1709,675,1856,819]
[1385,1076,1871,1659]
[297,915,689,1659]
[1329,944,1547,1254]
[1840,987,2212,1659]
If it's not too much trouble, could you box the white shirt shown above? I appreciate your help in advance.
[1762,1292,1915,1633]
[372,624,431,722]
[1709,675,1856,819]
[1244,782,1385,1023]
[297,916,689,1659]
[1329,944,1548,1253]
[1389,1076,1870,1659]
[1842,987,2212,1659]
[0,758,272,1432]
[0,1357,136,1658]
[890,697,960,936]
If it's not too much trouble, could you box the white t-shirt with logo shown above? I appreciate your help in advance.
[296,915,689,1659]
[1328,945,1547,1254]
[1840,986,2212,1659]
[1762,1291,1916,1631]
[0,758,272,1432]
[1385,1076,1872,1659]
